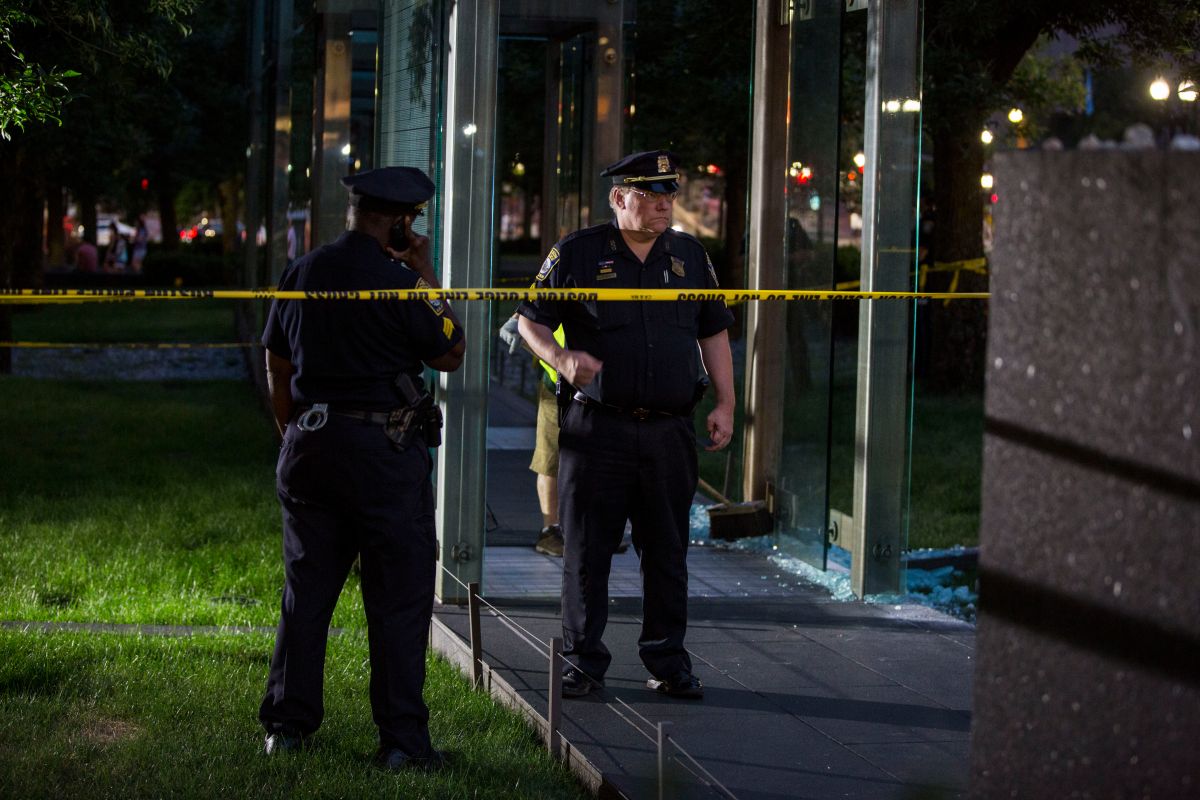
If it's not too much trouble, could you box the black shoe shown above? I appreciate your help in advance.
[374,747,451,773]
[264,732,304,755]
[562,667,603,698]
[535,525,564,557]
[647,673,704,699]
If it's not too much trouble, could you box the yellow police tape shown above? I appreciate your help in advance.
[0,287,988,304]
[0,341,253,349]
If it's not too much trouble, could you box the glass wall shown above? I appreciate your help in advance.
[774,0,844,571]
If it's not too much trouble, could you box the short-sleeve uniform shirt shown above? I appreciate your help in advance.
[517,222,733,412]
[262,230,462,410]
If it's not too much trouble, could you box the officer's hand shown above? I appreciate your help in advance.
[498,316,523,354]
[387,217,433,274]
[559,350,602,388]
[704,404,734,452]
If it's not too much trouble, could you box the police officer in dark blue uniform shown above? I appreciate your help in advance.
[517,150,735,700]
[258,166,465,770]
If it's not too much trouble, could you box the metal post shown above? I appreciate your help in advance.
[468,581,483,688]
[435,0,498,602]
[742,0,792,504]
[850,0,921,597]
[548,636,563,758]
[657,721,673,800]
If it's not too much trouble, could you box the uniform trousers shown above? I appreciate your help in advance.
[259,416,437,756]
[558,399,697,682]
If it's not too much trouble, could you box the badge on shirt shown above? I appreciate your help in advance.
[415,277,445,315]
[670,256,686,278]
[536,247,560,283]
[596,258,617,281]
[443,317,455,339]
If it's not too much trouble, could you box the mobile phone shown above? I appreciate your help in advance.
[388,222,410,253]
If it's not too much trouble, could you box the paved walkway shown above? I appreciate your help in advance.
[430,382,975,800]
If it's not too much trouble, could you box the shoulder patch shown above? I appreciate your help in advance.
[415,276,445,315]
[536,247,560,283]
[706,255,720,288]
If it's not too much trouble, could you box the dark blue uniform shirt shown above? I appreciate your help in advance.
[518,221,733,412]
[262,230,462,411]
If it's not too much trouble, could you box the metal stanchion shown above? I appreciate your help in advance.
[658,721,673,800]
[548,637,563,758]
[468,581,483,688]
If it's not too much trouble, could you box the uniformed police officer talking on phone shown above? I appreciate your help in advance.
[258,166,465,771]
[517,150,735,700]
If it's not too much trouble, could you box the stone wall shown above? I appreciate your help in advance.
[971,151,1200,797]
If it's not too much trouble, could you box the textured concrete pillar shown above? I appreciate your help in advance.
[971,151,1200,796]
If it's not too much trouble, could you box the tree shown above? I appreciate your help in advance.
[921,0,1200,390]
[629,0,754,297]
[0,0,198,372]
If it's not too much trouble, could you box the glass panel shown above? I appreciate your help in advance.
[377,0,448,264]
[776,0,844,571]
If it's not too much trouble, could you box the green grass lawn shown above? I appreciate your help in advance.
[0,629,583,800]
[10,301,238,343]
[0,374,587,799]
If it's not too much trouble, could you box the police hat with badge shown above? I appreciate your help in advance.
[601,149,680,194]
[341,166,435,216]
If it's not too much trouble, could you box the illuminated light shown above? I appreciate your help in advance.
[201,217,209,226]
[462,123,477,136]
[140,178,149,191]
[513,161,526,177]
[853,152,866,168]
[981,129,994,145]
[286,163,293,173]
[1007,107,1024,124]
[991,193,999,204]
[808,195,821,212]
[980,173,995,190]
[340,143,352,156]
[706,163,722,175]
[789,161,802,177]
[305,167,311,178]
[884,99,901,113]
[902,98,921,112]
[1179,80,1198,102]
[1149,78,1170,101]
[628,103,635,116]
[204,228,217,238]
[354,159,362,170]
[846,171,856,182]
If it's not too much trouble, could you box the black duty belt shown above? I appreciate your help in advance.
[295,404,391,431]
[572,392,682,421]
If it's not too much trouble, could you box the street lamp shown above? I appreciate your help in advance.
[1007,108,1024,124]
[980,129,994,145]
[1149,78,1171,101]
[1179,80,1198,103]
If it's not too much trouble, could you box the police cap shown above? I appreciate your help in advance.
[341,166,435,214]
[600,150,680,194]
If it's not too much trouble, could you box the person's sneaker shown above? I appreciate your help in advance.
[535,525,564,557]
[264,732,304,755]
[373,747,451,773]
[646,673,704,699]
[562,667,603,698]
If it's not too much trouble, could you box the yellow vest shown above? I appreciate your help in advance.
[538,325,566,384]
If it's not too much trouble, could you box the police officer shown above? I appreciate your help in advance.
[258,166,465,770]
[517,150,735,699]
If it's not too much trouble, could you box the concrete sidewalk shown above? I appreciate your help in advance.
[432,382,975,799]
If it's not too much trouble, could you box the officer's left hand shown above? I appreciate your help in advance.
[704,404,734,452]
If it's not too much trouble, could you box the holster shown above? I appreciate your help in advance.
[555,376,576,426]
[687,375,711,416]
[386,373,443,449]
